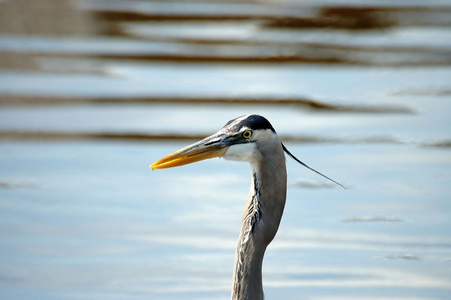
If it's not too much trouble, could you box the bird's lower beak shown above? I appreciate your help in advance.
[150,134,229,169]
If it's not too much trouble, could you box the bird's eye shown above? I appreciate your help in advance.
[242,130,253,139]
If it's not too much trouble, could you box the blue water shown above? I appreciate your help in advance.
[1,0,451,299]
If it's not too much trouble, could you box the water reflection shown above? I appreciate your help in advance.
[1,0,451,299]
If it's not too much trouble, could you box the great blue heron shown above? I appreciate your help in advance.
[150,114,344,300]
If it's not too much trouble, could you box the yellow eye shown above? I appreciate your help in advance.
[242,130,253,139]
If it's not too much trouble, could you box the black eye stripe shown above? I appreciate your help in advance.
[223,115,276,133]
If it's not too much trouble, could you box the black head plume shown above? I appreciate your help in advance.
[282,143,346,189]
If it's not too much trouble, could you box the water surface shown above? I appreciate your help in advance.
[0,1,450,299]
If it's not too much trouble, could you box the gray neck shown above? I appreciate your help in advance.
[232,142,287,300]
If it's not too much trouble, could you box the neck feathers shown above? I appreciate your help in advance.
[240,173,261,246]
[232,141,287,300]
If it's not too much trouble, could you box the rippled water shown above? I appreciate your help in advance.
[1,0,451,299]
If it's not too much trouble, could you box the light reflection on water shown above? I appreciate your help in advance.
[0,0,451,299]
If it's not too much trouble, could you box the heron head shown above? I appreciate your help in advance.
[150,114,345,189]
[150,114,277,169]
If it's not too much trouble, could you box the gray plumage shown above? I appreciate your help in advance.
[150,114,344,300]
[231,133,286,300]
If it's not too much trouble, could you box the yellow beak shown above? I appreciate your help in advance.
[150,133,229,169]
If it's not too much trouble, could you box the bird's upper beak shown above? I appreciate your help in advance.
[150,133,230,169]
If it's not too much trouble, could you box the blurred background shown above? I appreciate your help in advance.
[1,0,451,299]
